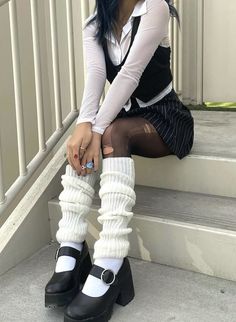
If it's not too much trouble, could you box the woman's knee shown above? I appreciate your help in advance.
[101,120,130,157]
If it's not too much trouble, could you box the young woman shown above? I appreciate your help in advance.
[45,0,194,321]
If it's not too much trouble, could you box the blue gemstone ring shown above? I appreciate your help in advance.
[85,161,94,169]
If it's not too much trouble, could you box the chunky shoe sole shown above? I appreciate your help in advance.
[45,252,92,308]
[45,285,79,308]
[64,304,113,322]
[64,269,135,322]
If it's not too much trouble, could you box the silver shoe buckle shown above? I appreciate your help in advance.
[101,269,116,286]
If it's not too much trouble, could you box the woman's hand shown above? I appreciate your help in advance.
[66,122,93,173]
[79,132,102,176]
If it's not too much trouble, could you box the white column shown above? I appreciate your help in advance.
[30,0,46,151]
[49,0,63,130]
[9,0,27,176]
[181,0,204,105]
[81,0,90,25]
[0,135,6,204]
[66,0,77,112]
[203,0,236,102]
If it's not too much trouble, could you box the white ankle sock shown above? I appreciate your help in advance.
[55,241,83,273]
[82,258,123,297]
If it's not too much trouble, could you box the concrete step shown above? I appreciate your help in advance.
[0,243,236,322]
[133,110,236,198]
[190,110,236,159]
[48,184,236,282]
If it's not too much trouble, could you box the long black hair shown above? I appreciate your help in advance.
[87,0,179,44]
[166,0,179,23]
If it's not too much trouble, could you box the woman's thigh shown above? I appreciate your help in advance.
[101,116,174,158]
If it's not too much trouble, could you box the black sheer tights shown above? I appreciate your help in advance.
[101,116,174,159]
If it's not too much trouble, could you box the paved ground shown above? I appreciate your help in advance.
[0,243,236,322]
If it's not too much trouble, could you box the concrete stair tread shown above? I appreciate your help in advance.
[190,110,236,159]
[91,183,236,232]
[0,243,236,322]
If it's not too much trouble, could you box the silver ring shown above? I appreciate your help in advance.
[81,165,86,170]
[85,161,94,169]
[80,146,86,150]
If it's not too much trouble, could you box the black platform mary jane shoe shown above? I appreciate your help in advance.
[45,241,92,308]
[64,257,135,322]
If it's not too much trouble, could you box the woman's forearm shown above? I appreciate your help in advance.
[91,0,169,135]
[76,20,106,126]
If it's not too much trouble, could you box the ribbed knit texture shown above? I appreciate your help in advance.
[93,157,136,259]
[56,164,98,243]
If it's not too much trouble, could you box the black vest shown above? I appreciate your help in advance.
[102,16,173,103]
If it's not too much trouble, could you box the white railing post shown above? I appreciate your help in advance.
[173,14,178,92]
[177,0,183,98]
[9,0,27,176]
[0,135,6,205]
[196,0,204,104]
[0,0,80,214]
[49,0,63,130]
[170,12,174,84]
[66,0,77,112]
[81,0,90,25]
[0,111,78,214]
[170,0,182,97]
[30,0,46,152]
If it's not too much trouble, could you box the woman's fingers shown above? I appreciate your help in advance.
[65,123,94,175]
[80,154,99,176]
[86,156,94,175]
[93,155,99,172]
[67,146,76,171]
[71,145,82,173]
[79,137,91,160]
[79,147,86,162]
[80,155,87,176]
[67,141,83,174]
[68,130,100,177]
[80,153,96,176]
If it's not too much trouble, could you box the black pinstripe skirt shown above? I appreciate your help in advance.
[115,89,194,160]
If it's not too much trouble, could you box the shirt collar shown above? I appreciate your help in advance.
[106,0,147,44]
[132,0,147,17]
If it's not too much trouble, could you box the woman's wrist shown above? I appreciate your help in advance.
[76,122,92,128]
[92,131,102,140]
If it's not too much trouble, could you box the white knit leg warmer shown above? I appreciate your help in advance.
[93,157,136,259]
[56,164,98,244]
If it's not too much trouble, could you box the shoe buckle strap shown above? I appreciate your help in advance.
[90,265,117,286]
[54,246,81,261]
